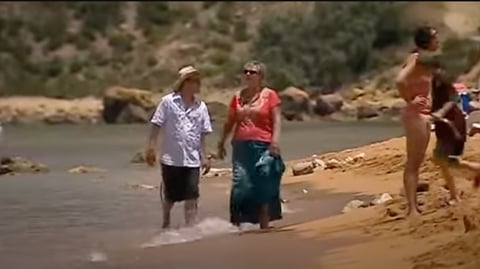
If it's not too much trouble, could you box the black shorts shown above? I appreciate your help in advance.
[434,139,465,163]
[161,164,200,203]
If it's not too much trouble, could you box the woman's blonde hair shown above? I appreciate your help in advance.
[243,61,266,79]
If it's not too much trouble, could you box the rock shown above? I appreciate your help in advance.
[312,158,326,170]
[203,168,232,178]
[356,105,380,120]
[342,200,367,213]
[379,98,406,117]
[292,162,314,176]
[325,159,342,169]
[131,151,146,163]
[313,94,344,116]
[0,157,49,175]
[116,104,151,123]
[353,152,366,162]
[371,193,393,205]
[68,166,106,174]
[102,86,156,124]
[279,87,312,121]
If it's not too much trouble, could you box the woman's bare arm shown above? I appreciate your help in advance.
[396,54,418,101]
[220,118,235,145]
[271,106,281,144]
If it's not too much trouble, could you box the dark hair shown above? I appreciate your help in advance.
[414,26,437,50]
[431,69,455,112]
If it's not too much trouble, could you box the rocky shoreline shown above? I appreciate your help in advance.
[0,86,405,125]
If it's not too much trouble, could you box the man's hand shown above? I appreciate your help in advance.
[201,157,211,176]
[145,147,157,167]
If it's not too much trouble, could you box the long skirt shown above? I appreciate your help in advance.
[230,140,283,224]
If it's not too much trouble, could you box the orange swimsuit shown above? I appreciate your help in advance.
[401,73,432,123]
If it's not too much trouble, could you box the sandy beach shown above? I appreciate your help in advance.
[282,134,480,269]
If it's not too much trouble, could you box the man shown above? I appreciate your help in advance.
[145,65,212,229]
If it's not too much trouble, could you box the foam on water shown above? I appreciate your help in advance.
[89,251,108,262]
[141,217,258,248]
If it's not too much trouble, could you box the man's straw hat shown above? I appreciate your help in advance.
[173,65,199,91]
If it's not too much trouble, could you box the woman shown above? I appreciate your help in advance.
[217,61,285,230]
[396,26,439,217]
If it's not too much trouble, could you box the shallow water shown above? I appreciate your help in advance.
[0,121,402,268]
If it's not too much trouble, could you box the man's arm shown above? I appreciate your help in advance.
[432,101,456,119]
[145,99,167,166]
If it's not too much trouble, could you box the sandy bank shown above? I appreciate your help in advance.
[276,134,480,269]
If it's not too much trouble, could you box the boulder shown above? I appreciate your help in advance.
[292,162,314,176]
[313,94,344,116]
[102,86,157,124]
[356,105,380,120]
[279,87,312,121]
[131,151,146,164]
[0,157,49,175]
[342,200,367,213]
[371,193,393,206]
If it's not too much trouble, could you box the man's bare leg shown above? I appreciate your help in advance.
[184,199,198,226]
[162,201,174,229]
[435,158,460,204]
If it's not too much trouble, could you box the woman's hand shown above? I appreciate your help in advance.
[217,141,227,160]
[268,141,280,156]
[201,157,211,176]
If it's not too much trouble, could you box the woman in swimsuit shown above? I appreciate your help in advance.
[396,26,439,217]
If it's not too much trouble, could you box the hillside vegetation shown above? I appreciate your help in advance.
[0,2,479,99]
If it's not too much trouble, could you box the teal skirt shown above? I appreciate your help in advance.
[230,140,284,224]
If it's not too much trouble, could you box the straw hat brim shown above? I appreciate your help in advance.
[173,69,199,91]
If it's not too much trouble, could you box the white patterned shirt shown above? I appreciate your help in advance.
[150,92,212,168]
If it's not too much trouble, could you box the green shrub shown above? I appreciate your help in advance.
[69,2,122,35]
[44,59,64,78]
[108,32,134,55]
[208,50,231,66]
[28,9,68,44]
[137,2,177,41]
[204,34,233,51]
[216,2,234,24]
[203,2,217,9]
[68,34,91,50]
[208,19,231,35]
[233,19,248,42]
[440,38,480,77]
[251,2,411,89]
[69,60,85,74]
[147,56,158,67]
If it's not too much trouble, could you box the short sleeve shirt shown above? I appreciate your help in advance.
[228,88,280,143]
[150,92,212,167]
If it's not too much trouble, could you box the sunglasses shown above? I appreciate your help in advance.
[243,69,259,75]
